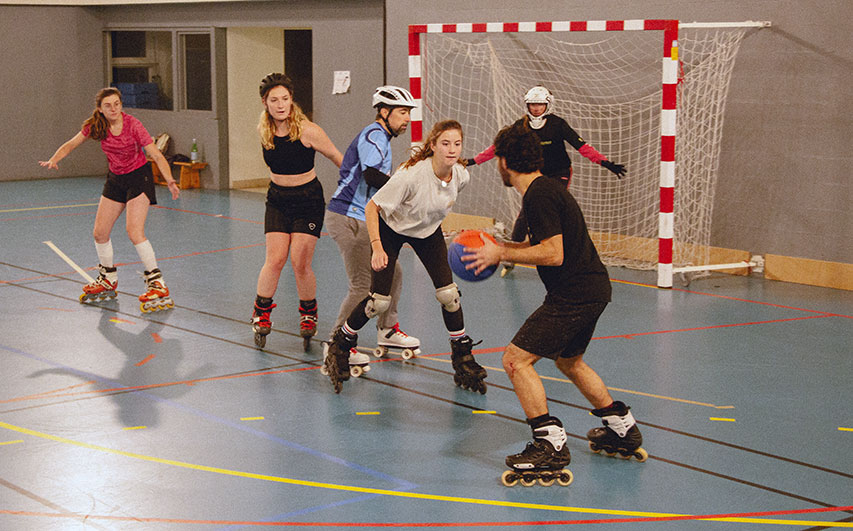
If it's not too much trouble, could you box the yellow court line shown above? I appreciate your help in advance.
[0,203,99,214]
[355,412,380,416]
[2,421,851,527]
[240,417,265,421]
[426,358,733,409]
[472,411,496,414]
[839,427,853,432]
[710,418,736,422]
[122,426,147,431]
[0,440,24,445]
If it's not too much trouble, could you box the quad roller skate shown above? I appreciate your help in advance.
[373,323,421,360]
[322,341,370,378]
[587,401,648,462]
[139,269,174,313]
[500,263,515,278]
[450,335,487,394]
[323,328,358,393]
[251,301,276,348]
[79,264,118,303]
[502,422,573,487]
[299,303,318,351]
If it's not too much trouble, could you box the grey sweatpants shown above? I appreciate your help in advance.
[325,210,403,332]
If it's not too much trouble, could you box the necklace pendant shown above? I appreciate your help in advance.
[441,180,448,188]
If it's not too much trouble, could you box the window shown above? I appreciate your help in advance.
[181,33,212,111]
[107,31,173,110]
[106,29,214,113]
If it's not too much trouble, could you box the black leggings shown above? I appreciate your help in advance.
[345,217,463,332]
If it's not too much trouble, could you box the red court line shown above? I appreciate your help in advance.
[152,205,262,225]
[2,381,97,403]
[672,286,851,318]
[595,314,831,340]
[135,354,155,367]
[1,504,850,526]
[151,333,163,343]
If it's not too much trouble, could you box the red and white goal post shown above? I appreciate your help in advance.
[408,19,769,287]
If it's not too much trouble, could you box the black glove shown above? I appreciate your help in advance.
[464,158,477,167]
[601,160,626,179]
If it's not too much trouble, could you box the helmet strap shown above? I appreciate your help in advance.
[380,107,397,137]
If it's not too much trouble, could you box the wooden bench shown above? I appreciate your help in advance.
[150,158,207,189]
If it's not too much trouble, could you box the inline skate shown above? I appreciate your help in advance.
[322,341,370,378]
[373,323,420,360]
[450,335,487,394]
[324,328,358,393]
[587,401,648,462]
[251,300,276,348]
[79,264,118,303]
[139,268,174,313]
[502,422,573,487]
[299,301,318,351]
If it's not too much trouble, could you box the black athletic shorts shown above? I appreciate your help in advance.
[101,163,157,205]
[511,295,608,360]
[264,178,325,237]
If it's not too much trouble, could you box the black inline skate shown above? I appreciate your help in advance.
[324,328,357,393]
[299,300,318,351]
[251,299,276,348]
[502,421,573,487]
[450,335,487,394]
[587,401,648,462]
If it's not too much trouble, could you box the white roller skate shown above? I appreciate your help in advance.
[374,323,421,360]
[139,268,174,313]
[79,264,118,303]
[322,342,370,378]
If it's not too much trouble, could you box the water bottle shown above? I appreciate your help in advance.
[190,138,199,162]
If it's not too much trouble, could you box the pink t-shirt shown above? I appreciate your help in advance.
[82,113,153,175]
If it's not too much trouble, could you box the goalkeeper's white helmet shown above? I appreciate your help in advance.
[523,86,553,129]
[373,86,417,109]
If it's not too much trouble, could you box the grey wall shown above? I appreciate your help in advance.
[0,6,106,182]
[385,0,852,264]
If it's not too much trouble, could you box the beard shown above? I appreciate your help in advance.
[499,167,513,188]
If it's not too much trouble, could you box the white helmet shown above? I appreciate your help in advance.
[373,86,417,109]
[523,86,553,129]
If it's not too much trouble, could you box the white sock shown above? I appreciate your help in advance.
[134,240,158,272]
[94,240,114,268]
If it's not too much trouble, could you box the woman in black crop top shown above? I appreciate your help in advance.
[250,73,343,349]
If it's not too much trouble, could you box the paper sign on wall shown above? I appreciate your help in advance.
[333,71,351,94]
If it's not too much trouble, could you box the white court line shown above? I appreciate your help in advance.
[43,241,95,283]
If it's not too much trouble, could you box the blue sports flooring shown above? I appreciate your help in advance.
[1,177,851,530]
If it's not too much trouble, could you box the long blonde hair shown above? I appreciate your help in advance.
[401,120,464,170]
[83,87,122,141]
[257,74,307,150]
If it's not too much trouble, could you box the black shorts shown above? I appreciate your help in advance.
[264,178,325,237]
[101,163,157,205]
[511,295,607,360]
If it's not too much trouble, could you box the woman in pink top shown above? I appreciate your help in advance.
[40,87,180,313]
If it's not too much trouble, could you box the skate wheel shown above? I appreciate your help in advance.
[538,476,556,487]
[520,475,537,487]
[79,293,88,303]
[373,346,387,358]
[362,364,371,373]
[254,332,266,349]
[401,348,415,360]
[633,448,649,462]
[350,365,363,378]
[557,469,574,487]
[320,364,329,376]
[500,470,518,487]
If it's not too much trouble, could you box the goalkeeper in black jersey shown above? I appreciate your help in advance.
[465,86,626,275]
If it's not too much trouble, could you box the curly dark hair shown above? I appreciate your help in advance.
[493,124,543,174]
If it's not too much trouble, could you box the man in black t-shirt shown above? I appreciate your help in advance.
[463,124,646,484]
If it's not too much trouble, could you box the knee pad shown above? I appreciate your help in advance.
[364,292,392,318]
[435,283,461,312]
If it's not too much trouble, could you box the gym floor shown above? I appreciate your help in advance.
[1,177,851,530]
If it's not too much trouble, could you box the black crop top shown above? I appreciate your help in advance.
[263,135,316,175]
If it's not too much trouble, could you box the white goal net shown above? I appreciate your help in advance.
[417,25,747,271]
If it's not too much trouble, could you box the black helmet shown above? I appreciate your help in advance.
[259,73,293,98]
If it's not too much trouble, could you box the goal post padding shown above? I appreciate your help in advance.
[408,20,748,287]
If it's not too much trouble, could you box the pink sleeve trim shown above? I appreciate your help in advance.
[579,143,605,164]
[474,144,496,165]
